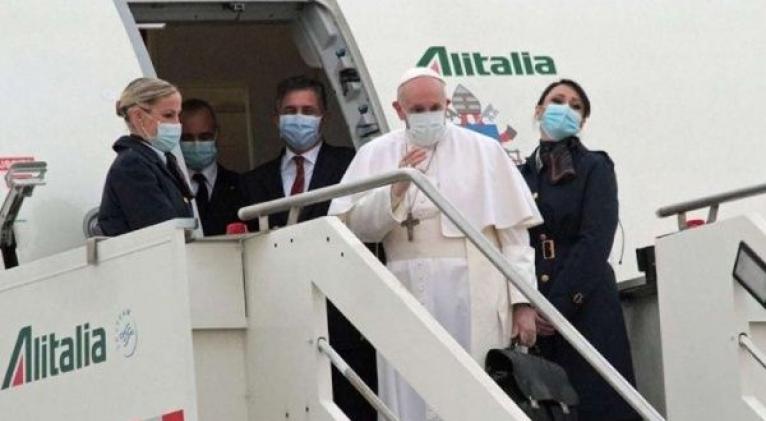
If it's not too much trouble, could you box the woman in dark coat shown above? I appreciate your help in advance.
[520,79,639,421]
[99,77,193,236]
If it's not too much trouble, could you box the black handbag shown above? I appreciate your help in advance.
[485,345,579,421]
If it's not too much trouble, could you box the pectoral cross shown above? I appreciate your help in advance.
[401,212,420,242]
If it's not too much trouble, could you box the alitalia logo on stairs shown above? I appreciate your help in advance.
[1,323,107,390]
[417,46,557,76]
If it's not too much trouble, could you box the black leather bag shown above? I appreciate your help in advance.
[485,346,579,421]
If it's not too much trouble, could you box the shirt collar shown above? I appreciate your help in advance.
[146,142,167,164]
[282,141,323,171]
[191,161,218,183]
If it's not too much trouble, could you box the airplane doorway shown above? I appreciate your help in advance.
[144,21,350,172]
[130,1,384,173]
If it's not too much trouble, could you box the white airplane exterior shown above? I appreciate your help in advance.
[1,1,765,420]
[1,0,764,280]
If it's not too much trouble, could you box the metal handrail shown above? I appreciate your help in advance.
[656,182,766,229]
[238,168,665,421]
[317,338,400,421]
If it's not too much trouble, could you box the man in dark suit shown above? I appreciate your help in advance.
[241,76,376,420]
[240,77,355,229]
[180,99,243,236]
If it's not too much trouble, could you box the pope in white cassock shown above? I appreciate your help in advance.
[328,67,543,421]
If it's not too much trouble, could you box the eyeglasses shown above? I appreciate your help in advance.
[180,132,216,142]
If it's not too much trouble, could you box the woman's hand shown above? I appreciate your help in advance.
[512,304,537,347]
[535,310,556,336]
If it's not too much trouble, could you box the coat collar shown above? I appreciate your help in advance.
[113,135,163,163]
[308,142,333,191]
[281,141,322,171]
[113,135,177,181]
[273,141,331,194]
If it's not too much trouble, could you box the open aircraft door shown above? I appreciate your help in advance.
[0,1,199,266]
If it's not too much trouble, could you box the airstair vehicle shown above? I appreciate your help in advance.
[2,1,766,420]
[1,169,766,420]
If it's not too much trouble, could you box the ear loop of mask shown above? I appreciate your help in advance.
[136,106,156,141]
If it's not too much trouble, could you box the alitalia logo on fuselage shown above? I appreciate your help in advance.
[417,46,556,76]
[2,323,107,390]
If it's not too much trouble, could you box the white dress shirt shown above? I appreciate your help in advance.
[280,142,322,197]
[189,161,218,200]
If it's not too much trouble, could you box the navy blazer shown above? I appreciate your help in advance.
[99,135,192,236]
[240,142,355,230]
[197,164,243,236]
[520,139,638,421]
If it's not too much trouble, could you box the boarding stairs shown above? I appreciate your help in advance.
[0,169,763,420]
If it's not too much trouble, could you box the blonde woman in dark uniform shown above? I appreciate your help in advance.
[99,77,193,236]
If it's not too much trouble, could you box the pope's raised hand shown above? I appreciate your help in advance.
[392,148,429,199]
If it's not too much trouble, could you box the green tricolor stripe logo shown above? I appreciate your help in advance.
[417,46,557,76]
[2,323,107,390]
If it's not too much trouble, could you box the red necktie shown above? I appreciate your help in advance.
[290,156,305,196]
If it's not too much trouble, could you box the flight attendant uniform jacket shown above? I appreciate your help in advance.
[99,135,192,236]
[519,138,638,421]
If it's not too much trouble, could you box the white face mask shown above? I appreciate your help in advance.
[406,110,446,148]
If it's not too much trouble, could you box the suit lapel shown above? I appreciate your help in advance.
[265,153,288,227]
[308,143,332,191]
[272,150,287,200]
[301,143,335,221]
[271,144,334,224]
[209,164,227,205]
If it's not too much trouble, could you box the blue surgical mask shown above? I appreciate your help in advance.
[540,103,582,141]
[279,114,321,152]
[140,111,182,153]
[181,140,218,171]
[150,122,182,152]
